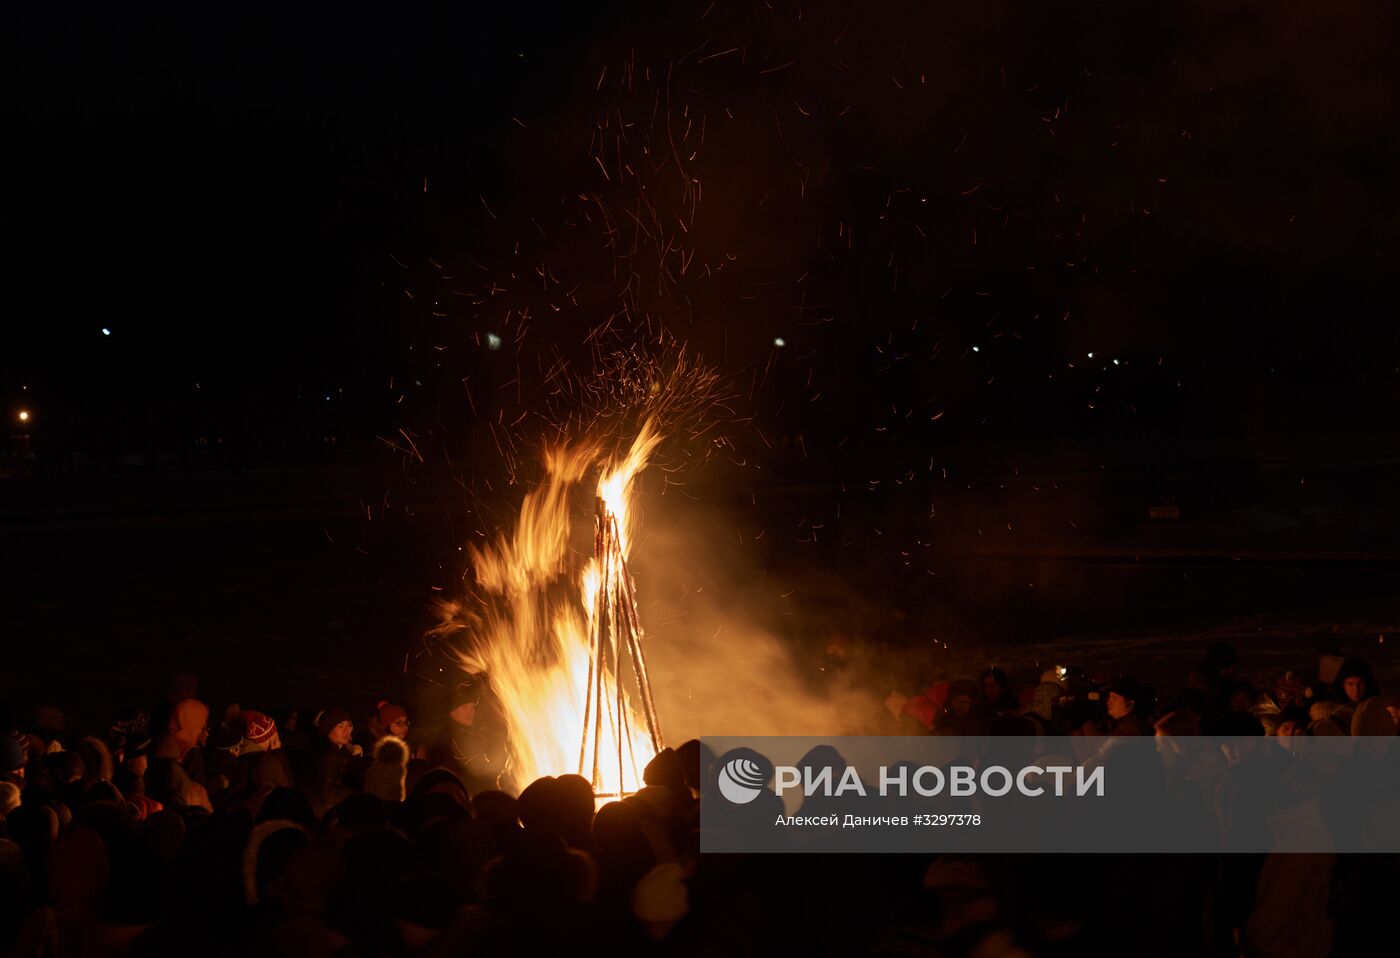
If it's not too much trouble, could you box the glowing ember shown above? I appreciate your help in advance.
[432,421,663,796]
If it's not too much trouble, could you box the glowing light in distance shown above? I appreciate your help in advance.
[486,332,503,351]
[773,337,786,348]
[17,410,30,423]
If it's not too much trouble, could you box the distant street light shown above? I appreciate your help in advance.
[17,410,30,423]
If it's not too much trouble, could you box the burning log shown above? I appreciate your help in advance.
[580,496,664,797]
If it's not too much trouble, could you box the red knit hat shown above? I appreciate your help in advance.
[243,711,278,746]
[377,701,408,727]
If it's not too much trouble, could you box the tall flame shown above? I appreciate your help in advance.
[434,420,663,795]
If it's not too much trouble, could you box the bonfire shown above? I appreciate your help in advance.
[432,422,666,797]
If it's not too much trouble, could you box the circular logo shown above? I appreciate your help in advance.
[717,756,766,804]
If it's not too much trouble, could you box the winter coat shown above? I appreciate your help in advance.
[429,719,508,794]
[305,742,352,818]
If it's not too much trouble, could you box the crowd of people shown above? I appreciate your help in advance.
[0,675,716,956]
[1,641,1396,957]
[889,642,1397,740]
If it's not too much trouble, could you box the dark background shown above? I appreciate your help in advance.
[4,2,1400,724]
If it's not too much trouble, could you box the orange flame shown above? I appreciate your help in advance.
[435,421,662,795]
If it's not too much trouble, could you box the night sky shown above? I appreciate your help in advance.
[7,1,1398,470]
[5,3,1400,713]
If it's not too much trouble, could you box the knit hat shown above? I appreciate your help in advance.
[376,701,408,728]
[316,708,352,738]
[1351,697,1398,737]
[1310,716,1347,736]
[1106,678,1147,706]
[243,711,279,747]
[372,736,409,766]
[364,738,409,802]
